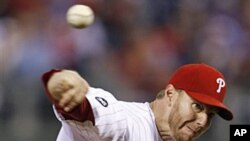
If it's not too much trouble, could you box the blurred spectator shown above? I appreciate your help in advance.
[196,14,245,82]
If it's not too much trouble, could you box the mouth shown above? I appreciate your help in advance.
[179,121,199,136]
[159,131,175,141]
[161,135,176,141]
[179,125,197,138]
[186,125,202,138]
[187,126,196,135]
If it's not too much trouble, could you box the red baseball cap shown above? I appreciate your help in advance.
[168,63,233,120]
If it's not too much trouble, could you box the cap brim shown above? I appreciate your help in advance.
[185,90,233,121]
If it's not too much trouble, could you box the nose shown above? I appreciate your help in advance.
[196,112,209,127]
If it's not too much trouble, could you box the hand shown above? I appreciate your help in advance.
[47,70,89,112]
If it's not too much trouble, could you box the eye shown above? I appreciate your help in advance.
[192,103,204,113]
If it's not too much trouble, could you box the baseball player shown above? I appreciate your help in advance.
[42,63,233,141]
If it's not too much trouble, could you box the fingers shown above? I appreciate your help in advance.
[48,73,73,100]
[59,88,84,112]
[64,101,79,112]
[54,80,73,99]
[59,89,74,107]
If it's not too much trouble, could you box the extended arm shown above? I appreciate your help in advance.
[42,69,94,122]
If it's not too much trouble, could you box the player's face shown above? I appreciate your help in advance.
[168,91,217,141]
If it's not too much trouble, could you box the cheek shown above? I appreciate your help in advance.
[168,102,195,135]
[168,104,183,130]
[155,106,172,131]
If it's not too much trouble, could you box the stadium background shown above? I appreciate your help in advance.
[0,0,250,141]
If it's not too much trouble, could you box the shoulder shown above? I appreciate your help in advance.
[85,87,118,108]
[120,102,152,118]
[85,87,123,119]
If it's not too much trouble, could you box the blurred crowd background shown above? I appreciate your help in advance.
[0,0,250,141]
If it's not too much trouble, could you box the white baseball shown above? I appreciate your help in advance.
[66,4,94,29]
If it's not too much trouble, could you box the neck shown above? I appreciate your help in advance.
[149,102,153,110]
[150,101,176,141]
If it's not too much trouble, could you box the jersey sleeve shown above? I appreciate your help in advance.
[85,88,127,140]
[41,69,94,123]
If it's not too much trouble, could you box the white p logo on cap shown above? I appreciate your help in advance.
[216,78,225,93]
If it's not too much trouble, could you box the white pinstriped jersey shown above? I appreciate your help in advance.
[54,87,163,141]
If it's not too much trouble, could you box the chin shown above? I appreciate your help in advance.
[175,132,195,141]
[177,136,191,141]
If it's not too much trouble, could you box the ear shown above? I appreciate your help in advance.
[165,84,176,106]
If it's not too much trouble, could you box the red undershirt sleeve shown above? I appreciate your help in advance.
[41,69,95,124]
